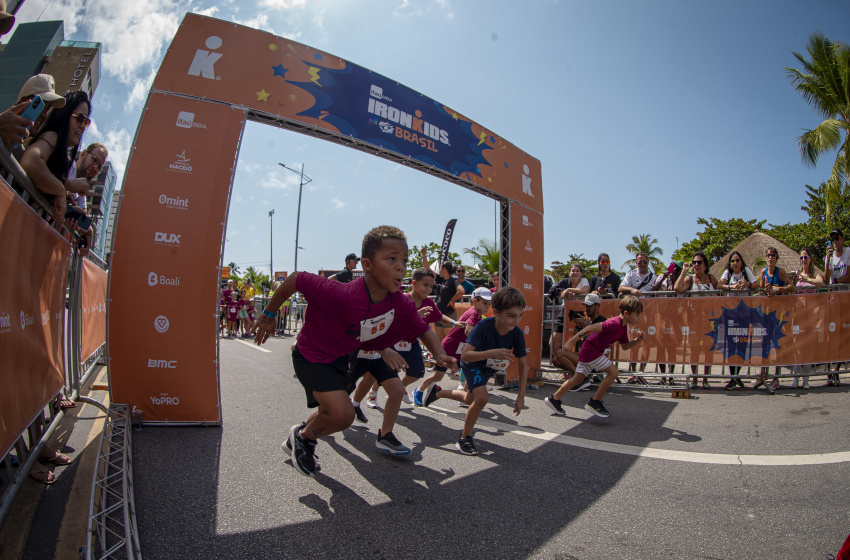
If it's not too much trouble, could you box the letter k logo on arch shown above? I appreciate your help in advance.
[188,36,223,80]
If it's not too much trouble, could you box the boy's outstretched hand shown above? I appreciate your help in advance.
[435,353,457,371]
[252,315,275,345]
[513,394,525,416]
[632,330,646,342]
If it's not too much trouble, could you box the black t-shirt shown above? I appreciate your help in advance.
[436,276,460,315]
[333,268,354,283]
[589,272,621,296]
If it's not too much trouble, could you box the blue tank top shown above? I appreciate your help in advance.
[763,268,785,287]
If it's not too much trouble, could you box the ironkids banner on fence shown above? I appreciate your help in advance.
[562,292,850,366]
[81,259,107,362]
[0,180,69,457]
[108,93,244,423]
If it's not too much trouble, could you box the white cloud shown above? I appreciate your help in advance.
[231,13,272,32]
[260,170,297,190]
[235,195,243,202]
[330,197,345,210]
[393,0,453,18]
[192,5,219,17]
[84,123,132,181]
[260,0,307,9]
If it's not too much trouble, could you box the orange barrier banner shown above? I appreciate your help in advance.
[510,202,544,379]
[0,179,69,457]
[108,93,244,423]
[81,259,107,361]
[562,293,850,366]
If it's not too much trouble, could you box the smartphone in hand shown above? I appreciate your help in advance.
[65,207,93,231]
[14,95,45,148]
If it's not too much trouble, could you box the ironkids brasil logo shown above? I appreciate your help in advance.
[707,300,787,360]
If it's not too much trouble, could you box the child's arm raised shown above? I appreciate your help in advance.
[620,329,646,350]
[252,272,299,345]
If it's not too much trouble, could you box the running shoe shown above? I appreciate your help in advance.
[402,391,413,405]
[376,430,411,455]
[544,396,565,416]
[287,423,318,476]
[569,379,592,392]
[790,378,799,389]
[283,422,306,452]
[353,404,368,425]
[802,378,810,389]
[366,390,377,408]
[585,399,611,418]
[424,385,442,407]
[412,387,425,406]
[456,436,478,456]
[724,380,737,390]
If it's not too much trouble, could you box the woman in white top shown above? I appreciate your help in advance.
[674,252,718,389]
[718,251,757,291]
[560,263,590,300]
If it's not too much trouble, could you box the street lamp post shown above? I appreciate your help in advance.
[278,163,312,272]
[269,209,274,283]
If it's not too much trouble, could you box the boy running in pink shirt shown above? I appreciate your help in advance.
[252,226,456,476]
[545,296,646,418]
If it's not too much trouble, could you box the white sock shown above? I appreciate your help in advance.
[351,399,360,407]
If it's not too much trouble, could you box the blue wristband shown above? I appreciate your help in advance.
[262,309,277,319]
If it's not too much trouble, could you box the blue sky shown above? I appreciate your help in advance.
[9,0,850,276]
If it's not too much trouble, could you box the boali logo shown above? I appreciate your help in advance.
[154,315,170,333]
[154,232,181,246]
[176,111,206,129]
[524,240,533,252]
[523,263,534,272]
[829,322,836,332]
[150,394,180,406]
[148,359,177,369]
[20,311,34,330]
[188,36,222,80]
[522,164,534,197]
[522,214,532,227]
[159,193,189,210]
[148,272,179,287]
[168,151,192,174]
[648,326,656,335]
[0,312,10,334]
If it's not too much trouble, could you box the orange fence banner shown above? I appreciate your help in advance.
[108,93,244,423]
[81,259,107,361]
[509,202,544,379]
[0,179,70,457]
[562,293,850,366]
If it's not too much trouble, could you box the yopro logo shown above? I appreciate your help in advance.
[176,111,207,130]
[154,315,170,333]
[187,36,222,80]
[147,359,177,369]
[150,394,180,406]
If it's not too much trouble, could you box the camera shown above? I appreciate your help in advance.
[568,309,585,321]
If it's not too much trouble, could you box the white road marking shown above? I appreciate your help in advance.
[421,405,850,466]
[234,339,271,353]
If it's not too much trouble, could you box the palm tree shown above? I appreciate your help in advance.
[622,233,664,274]
[463,238,500,276]
[785,32,850,226]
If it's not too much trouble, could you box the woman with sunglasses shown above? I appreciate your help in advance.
[789,248,824,389]
[675,252,718,388]
[20,90,91,224]
[716,251,757,388]
[589,253,620,298]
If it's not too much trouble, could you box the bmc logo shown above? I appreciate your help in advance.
[188,36,222,80]
[155,232,181,245]
[147,359,177,369]
[149,395,180,406]
[176,111,206,129]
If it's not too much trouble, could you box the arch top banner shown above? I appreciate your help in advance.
[155,13,542,214]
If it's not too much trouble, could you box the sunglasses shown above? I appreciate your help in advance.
[692,260,704,265]
[730,259,741,263]
[73,113,91,127]
[599,259,610,264]
[800,256,810,260]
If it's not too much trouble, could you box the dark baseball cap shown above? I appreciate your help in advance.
[830,229,844,240]
[346,253,360,261]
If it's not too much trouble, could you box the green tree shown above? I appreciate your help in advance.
[462,238,500,277]
[622,234,664,274]
[242,266,270,290]
[550,254,599,281]
[785,32,850,226]
[408,243,462,272]
[673,218,766,266]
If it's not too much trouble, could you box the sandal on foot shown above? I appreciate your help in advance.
[43,451,71,465]
[29,469,56,484]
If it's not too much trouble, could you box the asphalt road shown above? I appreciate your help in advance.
[130,336,850,560]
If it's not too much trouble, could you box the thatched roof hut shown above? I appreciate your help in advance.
[707,232,823,279]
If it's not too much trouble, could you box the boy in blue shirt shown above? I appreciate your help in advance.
[423,287,528,455]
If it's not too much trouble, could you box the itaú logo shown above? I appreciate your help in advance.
[147,359,177,369]
[187,36,222,80]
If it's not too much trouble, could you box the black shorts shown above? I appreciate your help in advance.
[349,352,399,386]
[291,346,351,409]
[553,316,565,333]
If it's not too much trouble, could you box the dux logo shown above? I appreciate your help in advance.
[522,164,533,197]
[154,315,170,333]
[188,36,223,80]
[155,232,181,244]
[648,326,656,335]
[523,283,533,290]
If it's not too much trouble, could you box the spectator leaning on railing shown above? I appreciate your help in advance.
[20,90,91,224]
[824,229,850,286]
[675,252,719,389]
[1,74,67,158]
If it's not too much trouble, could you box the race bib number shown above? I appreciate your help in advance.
[456,342,468,354]
[357,350,381,360]
[360,309,395,342]
[393,340,412,352]
[486,358,510,371]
